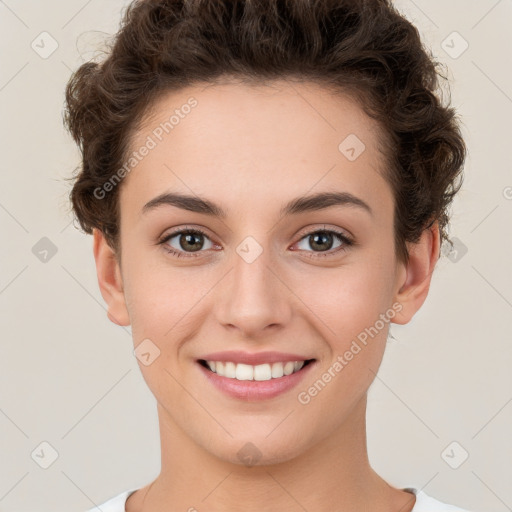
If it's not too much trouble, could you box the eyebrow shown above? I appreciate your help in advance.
[142,191,373,218]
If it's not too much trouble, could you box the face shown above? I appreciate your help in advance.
[94,79,435,466]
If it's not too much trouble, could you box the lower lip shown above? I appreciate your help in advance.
[197,361,316,401]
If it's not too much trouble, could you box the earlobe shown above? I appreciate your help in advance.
[92,228,131,326]
[391,221,440,325]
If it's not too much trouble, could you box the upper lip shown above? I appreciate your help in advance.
[198,351,314,366]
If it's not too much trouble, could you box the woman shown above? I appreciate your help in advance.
[64,0,471,510]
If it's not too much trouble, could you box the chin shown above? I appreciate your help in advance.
[203,434,310,469]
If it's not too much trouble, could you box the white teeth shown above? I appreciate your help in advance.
[224,361,236,378]
[253,363,271,381]
[205,360,306,380]
[283,361,295,375]
[271,362,284,378]
[235,363,253,381]
[215,361,224,376]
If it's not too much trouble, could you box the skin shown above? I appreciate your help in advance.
[93,79,439,512]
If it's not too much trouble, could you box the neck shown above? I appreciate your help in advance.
[128,395,415,512]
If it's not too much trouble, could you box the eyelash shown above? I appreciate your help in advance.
[157,225,354,260]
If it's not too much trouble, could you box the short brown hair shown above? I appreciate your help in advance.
[63,0,466,264]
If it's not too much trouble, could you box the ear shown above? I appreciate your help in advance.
[92,228,131,326]
[391,221,440,325]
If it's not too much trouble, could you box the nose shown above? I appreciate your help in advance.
[215,244,292,339]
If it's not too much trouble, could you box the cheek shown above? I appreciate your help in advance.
[120,245,171,338]
[291,252,397,394]
[302,262,394,339]
[292,265,395,414]
[123,250,215,345]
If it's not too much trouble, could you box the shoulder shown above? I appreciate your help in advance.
[412,489,475,512]
[85,488,138,512]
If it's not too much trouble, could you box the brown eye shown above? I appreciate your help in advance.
[159,228,214,258]
[294,229,353,258]
[174,231,205,252]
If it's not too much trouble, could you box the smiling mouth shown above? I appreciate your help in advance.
[198,358,316,381]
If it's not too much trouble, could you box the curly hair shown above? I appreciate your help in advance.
[63,0,466,265]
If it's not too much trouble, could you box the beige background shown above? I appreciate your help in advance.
[0,0,511,511]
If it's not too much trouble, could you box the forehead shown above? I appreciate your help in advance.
[121,79,391,216]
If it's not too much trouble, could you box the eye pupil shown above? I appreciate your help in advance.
[310,231,333,251]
